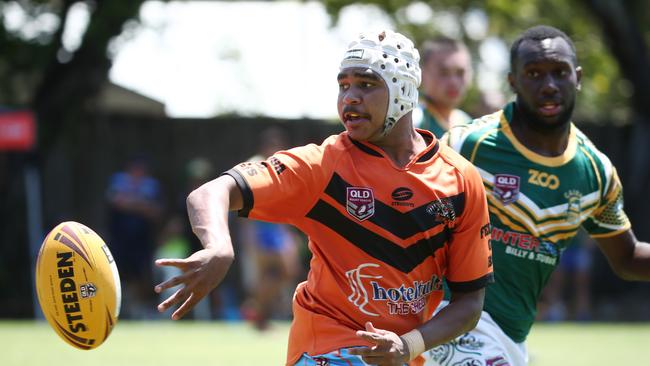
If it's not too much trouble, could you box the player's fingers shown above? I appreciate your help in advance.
[356,331,392,346]
[154,272,191,293]
[346,347,371,356]
[356,352,393,366]
[356,330,376,340]
[171,292,199,320]
[365,321,377,332]
[156,287,188,313]
[362,354,404,366]
[155,258,189,269]
[349,348,400,365]
[365,321,391,336]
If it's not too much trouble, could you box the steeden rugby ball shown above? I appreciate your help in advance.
[35,221,121,350]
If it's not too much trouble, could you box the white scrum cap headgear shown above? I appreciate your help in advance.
[340,30,421,135]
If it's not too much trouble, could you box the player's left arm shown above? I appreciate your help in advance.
[594,230,650,281]
[416,287,485,349]
[349,288,484,366]
[588,167,650,280]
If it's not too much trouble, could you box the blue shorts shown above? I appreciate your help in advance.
[294,349,365,365]
[294,348,408,366]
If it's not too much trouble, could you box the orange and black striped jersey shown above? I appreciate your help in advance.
[225,130,493,365]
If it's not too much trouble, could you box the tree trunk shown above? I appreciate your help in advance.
[32,0,145,152]
[585,0,650,123]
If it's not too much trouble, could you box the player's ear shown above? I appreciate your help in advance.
[507,71,516,93]
[575,66,583,91]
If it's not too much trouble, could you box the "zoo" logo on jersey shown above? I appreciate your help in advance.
[528,169,560,190]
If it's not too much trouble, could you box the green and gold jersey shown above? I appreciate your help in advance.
[445,102,631,342]
[414,102,472,138]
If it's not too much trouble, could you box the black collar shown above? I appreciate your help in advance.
[348,132,439,163]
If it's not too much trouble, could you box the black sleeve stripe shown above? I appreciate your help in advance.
[222,169,253,218]
[447,272,494,293]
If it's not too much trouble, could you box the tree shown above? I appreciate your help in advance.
[0,0,146,317]
[322,0,650,125]
[0,0,146,148]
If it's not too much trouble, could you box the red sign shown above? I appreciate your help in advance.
[0,110,36,151]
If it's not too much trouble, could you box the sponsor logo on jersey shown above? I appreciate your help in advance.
[346,263,382,316]
[493,174,520,204]
[346,187,375,221]
[426,198,457,224]
[528,169,560,190]
[345,263,441,316]
[313,357,330,366]
[268,156,286,175]
[238,162,259,177]
[491,227,558,266]
[391,187,413,201]
[564,190,582,224]
[480,223,491,239]
[391,187,415,207]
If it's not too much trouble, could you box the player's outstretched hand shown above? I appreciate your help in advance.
[154,247,233,320]
[348,322,409,366]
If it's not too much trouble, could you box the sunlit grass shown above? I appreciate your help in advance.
[2,320,650,365]
[1,320,289,366]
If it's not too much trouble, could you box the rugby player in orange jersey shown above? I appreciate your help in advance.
[154,30,493,366]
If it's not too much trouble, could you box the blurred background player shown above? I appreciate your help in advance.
[423,25,650,366]
[106,154,162,319]
[414,37,473,138]
[238,127,302,330]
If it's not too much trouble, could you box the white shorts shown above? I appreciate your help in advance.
[421,301,528,366]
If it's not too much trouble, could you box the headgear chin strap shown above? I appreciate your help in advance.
[340,30,422,135]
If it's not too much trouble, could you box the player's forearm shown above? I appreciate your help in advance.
[418,289,484,351]
[619,241,650,281]
[186,175,241,256]
[598,230,650,281]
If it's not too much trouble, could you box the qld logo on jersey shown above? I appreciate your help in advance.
[493,174,520,205]
[346,187,375,221]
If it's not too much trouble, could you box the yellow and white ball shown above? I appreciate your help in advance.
[35,221,121,350]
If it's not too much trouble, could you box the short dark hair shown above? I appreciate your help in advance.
[510,25,577,69]
[420,37,469,67]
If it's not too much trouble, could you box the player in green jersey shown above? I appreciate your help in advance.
[414,37,473,138]
[423,25,650,366]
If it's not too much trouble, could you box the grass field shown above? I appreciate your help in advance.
[2,320,650,365]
